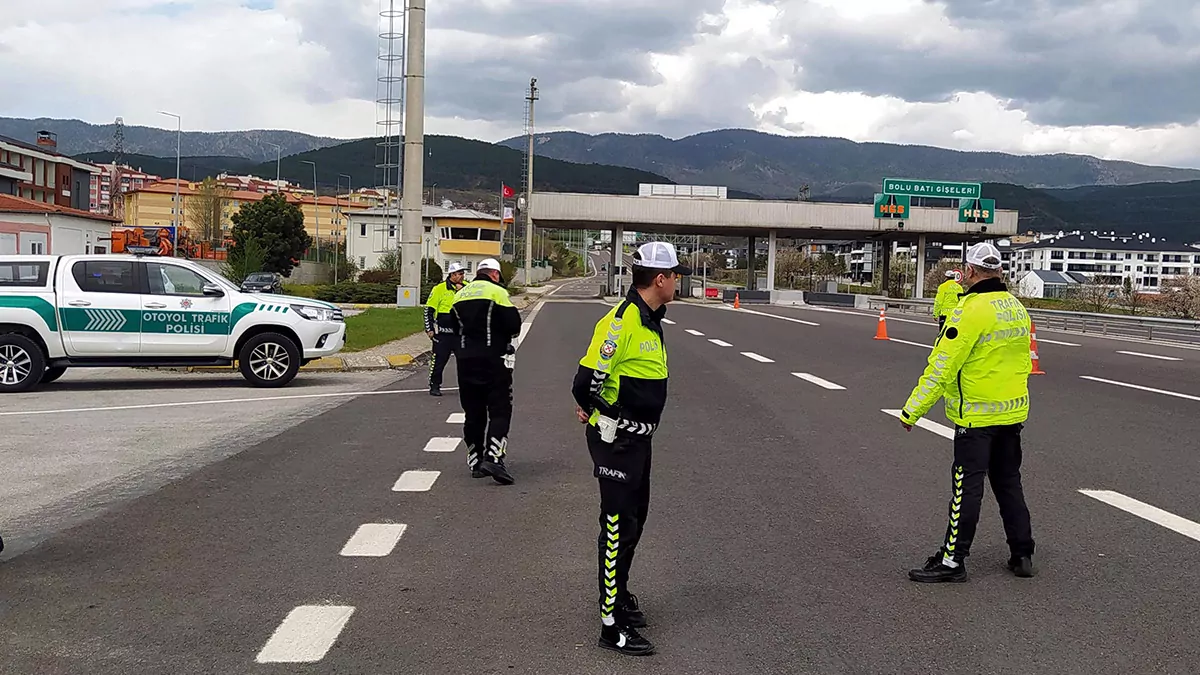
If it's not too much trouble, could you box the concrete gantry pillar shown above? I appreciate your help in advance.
[766,230,777,291]
[915,234,927,299]
[880,237,892,297]
[612,225,624,296]
[746,236,756,290]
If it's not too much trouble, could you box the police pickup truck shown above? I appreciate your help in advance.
[0,253,346,393]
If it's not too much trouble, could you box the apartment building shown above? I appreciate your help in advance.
[0,131,99,212]
[89,163,162,215]
[1011,232,1200,295]
[344,206,506,274]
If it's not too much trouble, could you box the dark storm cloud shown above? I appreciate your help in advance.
[775,0,1200,128]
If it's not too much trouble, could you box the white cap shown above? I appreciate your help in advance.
[633,241,692,275]
[477,258,501,271]
[966,242,1003,270]
[447,262,465,274]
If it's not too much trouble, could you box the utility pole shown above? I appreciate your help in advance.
[399,0,426,293]
[266,142,281,191]
[302,160,319,258]
[158,111,181,256]
[523,77,538,286]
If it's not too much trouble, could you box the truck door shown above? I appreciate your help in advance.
[139,261,231,356]
[59,258,143,356]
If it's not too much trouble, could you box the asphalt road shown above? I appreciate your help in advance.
[2,295,1199,673]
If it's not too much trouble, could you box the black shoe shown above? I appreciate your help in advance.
[470,467,486,478]
[908,554,968,583]
[598,624,655,656]
[616,593,646,628]
[1007,556,1035,578]
[478,459,514,485]
[429,387,442,397]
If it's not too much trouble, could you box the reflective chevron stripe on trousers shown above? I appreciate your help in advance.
[457,356,513,468]
[429,334,455,389]
[941,424,1036,562]
[586,425,653,624]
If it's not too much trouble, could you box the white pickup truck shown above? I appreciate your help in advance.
[0,253,346,393]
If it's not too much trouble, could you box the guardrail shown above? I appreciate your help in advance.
[865,296,1200,347]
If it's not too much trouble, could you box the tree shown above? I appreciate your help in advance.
[924,259,962,298]
[1120,276,1146,316]
[229,193,312,278]
[774,248,807,289]
[1157,274,1200,319]
[1069,277,1117,314]
[186,177,232,246]
[221,236,266,285]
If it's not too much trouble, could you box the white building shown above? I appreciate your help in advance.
[1011,231,1200,294]
[1017,269,1090,299]
[0,193,121,255]
[345,205,507,275]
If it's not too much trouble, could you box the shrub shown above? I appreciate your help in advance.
[313,282,398,304]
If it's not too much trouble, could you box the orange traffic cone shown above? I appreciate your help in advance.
[1030,321,1045,375]
[733,293,741,309]
[874,308,889,340]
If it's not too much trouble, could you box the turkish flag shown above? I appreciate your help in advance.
[502,184,515,199]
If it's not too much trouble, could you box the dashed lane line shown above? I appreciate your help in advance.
[1116,350,1182,361]
[446,412,465,424]
[709,339,733,347]
[1079,490,1200,543]
[792,373,845,390]
[888,338,933,349]
[392,470,441,492]
[1080,376,1200,402]
[880,409,956,440]
[255,605,355,663]
[685,329,705,336]
[423,437,462,453]
[1038,338,1081,346]
[339,523,408,557]
[662,318,676,325]
[741,352,775,363]
[713,304,820,326]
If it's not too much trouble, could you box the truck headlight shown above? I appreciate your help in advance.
[291,304,341,322]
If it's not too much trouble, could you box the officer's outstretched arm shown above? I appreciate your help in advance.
[901,305,982,423]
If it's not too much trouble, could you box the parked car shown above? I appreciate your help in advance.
[241,272,283,294]
[0,253,345,393]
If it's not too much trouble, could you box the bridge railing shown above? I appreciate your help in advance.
[864,297,1200,347]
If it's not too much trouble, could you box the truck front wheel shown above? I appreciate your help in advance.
[238,332,301,388]
[0,334,46,393]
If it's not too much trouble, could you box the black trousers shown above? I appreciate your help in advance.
[428,334,455,389]
[457,356,513,467]
[941,423,1035,561]
[587,425,652,622]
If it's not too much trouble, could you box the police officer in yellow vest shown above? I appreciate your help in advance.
[899,242,1036,583]
[933,269,963,332]
[424,262,466,396]
[448,258,521,485]
[570,241,689,657]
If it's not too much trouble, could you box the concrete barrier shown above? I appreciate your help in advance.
[722,289,771,304]
[803,291,857,307]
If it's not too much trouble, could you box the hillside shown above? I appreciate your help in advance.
[499,130,1200,198]
[0,117,347,162]
[251,134,679,195]
[74,152,260,181]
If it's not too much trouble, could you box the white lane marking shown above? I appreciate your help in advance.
[1080,376,1200,402]
[685,329,705,336]
[1078,490,1200,543]
[719,305,820,326]
[792,373,845,390]
[0,386,456,418]
[392,470,440,492]
[446,412,465,424]
[1116,350,1182,361]
[709,339,732,347]
[741,351,775,363]
[1037,338,1080,346]
[888,338,933,349]
[423,437,461,453]
[662,318,676,325]
[340,523,408,557]
[881,409,956,440]
[255,605,355,663]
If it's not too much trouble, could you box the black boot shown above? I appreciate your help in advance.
[908,553,967,583]
[429,386,442,397]
[615,593,646,628]
[598,623,654,656]
[479,458,514,485]
[1007,556,1035,578]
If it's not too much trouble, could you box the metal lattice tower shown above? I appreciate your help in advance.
[518,78,538,267]
[375,0,405,252]
[110,117,126,218]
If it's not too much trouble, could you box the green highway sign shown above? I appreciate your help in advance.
[958,198,996,224]
[873,193,911,219]
[883,178,982,200]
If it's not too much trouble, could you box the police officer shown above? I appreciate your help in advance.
[933,269,964,333]
[448,258,521,485]
[424,262,467,396]
[899,242,1036,583]
[571,240,690,657]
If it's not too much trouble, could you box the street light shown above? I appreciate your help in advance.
[158,110,181,256]
[265,141,281,190]
[301,160,319,258]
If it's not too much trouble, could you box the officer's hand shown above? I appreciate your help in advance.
[900,420,913,432]
[576,406,589,424]
[426,330,435,340]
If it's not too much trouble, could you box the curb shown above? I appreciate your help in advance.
[296,349,432,373]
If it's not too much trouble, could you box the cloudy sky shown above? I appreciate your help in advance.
[4,0,1200,166]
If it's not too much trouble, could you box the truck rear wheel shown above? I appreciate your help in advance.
[0,334,46,393]
[238,332,301,388]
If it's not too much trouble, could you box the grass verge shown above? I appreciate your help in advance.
[342,307,425,352]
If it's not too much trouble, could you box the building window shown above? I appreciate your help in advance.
[1050,263,1063,271]
[359,256,366,268]
[360,223,367,237]
[1050,250,1064,259]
